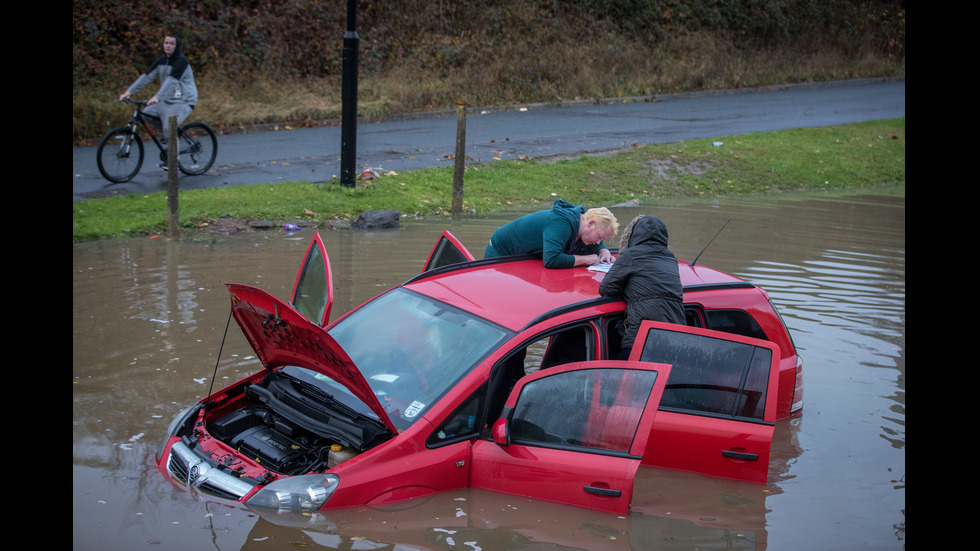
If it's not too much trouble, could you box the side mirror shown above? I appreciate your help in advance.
[491,417,509,446]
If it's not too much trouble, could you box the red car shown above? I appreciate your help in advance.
[157,231,803,515]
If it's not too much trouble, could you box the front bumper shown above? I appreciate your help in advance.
[164,439,258,501]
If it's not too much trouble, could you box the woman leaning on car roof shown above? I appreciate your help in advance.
[484,199,619,268]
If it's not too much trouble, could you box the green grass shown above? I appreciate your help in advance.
[73,118,905,241]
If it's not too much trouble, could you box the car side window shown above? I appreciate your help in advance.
[536,325,592,370]
[509,368,658,455]
[601,309,704,361]
[424,234,470,271]
[292,242,329,326]
[704,309,767,341]
[637,328,771,419]
[602,315,625,360]
[685,306,705,328]
[427,383,487,448]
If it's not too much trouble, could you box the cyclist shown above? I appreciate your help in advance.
[119,35,198,145]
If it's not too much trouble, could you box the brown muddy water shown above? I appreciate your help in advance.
[73,190,905,551]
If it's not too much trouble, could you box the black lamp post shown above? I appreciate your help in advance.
[340,0,358,187]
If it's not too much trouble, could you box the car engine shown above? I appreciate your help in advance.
[205,370,390,475]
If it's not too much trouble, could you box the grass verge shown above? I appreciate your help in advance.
[73,118,904,242]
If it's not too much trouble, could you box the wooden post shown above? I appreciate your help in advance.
[167,115,180,237]
[452,104,466,216]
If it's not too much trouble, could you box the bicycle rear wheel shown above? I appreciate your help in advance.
[97,127,144,183]
[176,122,217,176]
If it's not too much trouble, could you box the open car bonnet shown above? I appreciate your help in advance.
[222,232,399,436]
[226,282,399,435]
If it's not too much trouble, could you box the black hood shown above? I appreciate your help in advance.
[143,36,187,76]
[627,215,670,249]
[168,36,184,60]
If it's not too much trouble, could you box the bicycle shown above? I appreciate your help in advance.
[96,98,218,183]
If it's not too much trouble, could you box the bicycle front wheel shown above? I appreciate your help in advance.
[176,122,217,176]
[97,127,144,183]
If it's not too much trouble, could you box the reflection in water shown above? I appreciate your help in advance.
[741,245,906,455]
[248,485,765,551]
[121,241,201,328]
[73,190,904,551]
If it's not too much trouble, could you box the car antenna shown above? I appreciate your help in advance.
[688,218,732,267]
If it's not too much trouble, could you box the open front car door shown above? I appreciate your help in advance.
[290,231,333,327]
[470,361,672,515]
[423,231,475,272]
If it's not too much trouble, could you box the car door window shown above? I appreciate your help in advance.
[636,326,771,419]
[423,231,475,272]
[509,368,658,455]
[291,232,332,327]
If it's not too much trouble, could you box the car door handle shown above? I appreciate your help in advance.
[721,450,759,461]
[584,485,622,497]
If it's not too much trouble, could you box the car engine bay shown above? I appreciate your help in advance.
[205,369,391,475]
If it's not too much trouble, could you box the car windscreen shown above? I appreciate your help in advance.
[328,288,512,430]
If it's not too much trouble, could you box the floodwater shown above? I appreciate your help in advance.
[73,189,905,551]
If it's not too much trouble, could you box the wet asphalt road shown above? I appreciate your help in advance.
[72,78,904,202]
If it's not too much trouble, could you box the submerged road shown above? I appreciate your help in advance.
[73,78,905,202]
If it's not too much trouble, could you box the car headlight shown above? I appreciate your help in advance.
[156,403,201,462]
[246,474,339,511]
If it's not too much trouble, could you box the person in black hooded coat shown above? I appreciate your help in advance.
[598,215,685,359]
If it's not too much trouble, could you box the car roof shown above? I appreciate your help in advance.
[402,256,752,332]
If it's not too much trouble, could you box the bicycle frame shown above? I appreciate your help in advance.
[126,100,202,159]
[127,102,168,151]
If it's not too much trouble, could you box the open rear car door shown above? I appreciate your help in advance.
[470,360,672,515]
[630,321,781,484]
[423,231,475,272]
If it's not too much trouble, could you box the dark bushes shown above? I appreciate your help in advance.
[73,0,904,140]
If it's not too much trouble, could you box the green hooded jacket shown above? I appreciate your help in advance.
[484,199,608,268]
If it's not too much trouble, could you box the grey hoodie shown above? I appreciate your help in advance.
[127,37,198,107]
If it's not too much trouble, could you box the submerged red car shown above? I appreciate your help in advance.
[157,231,803,515]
